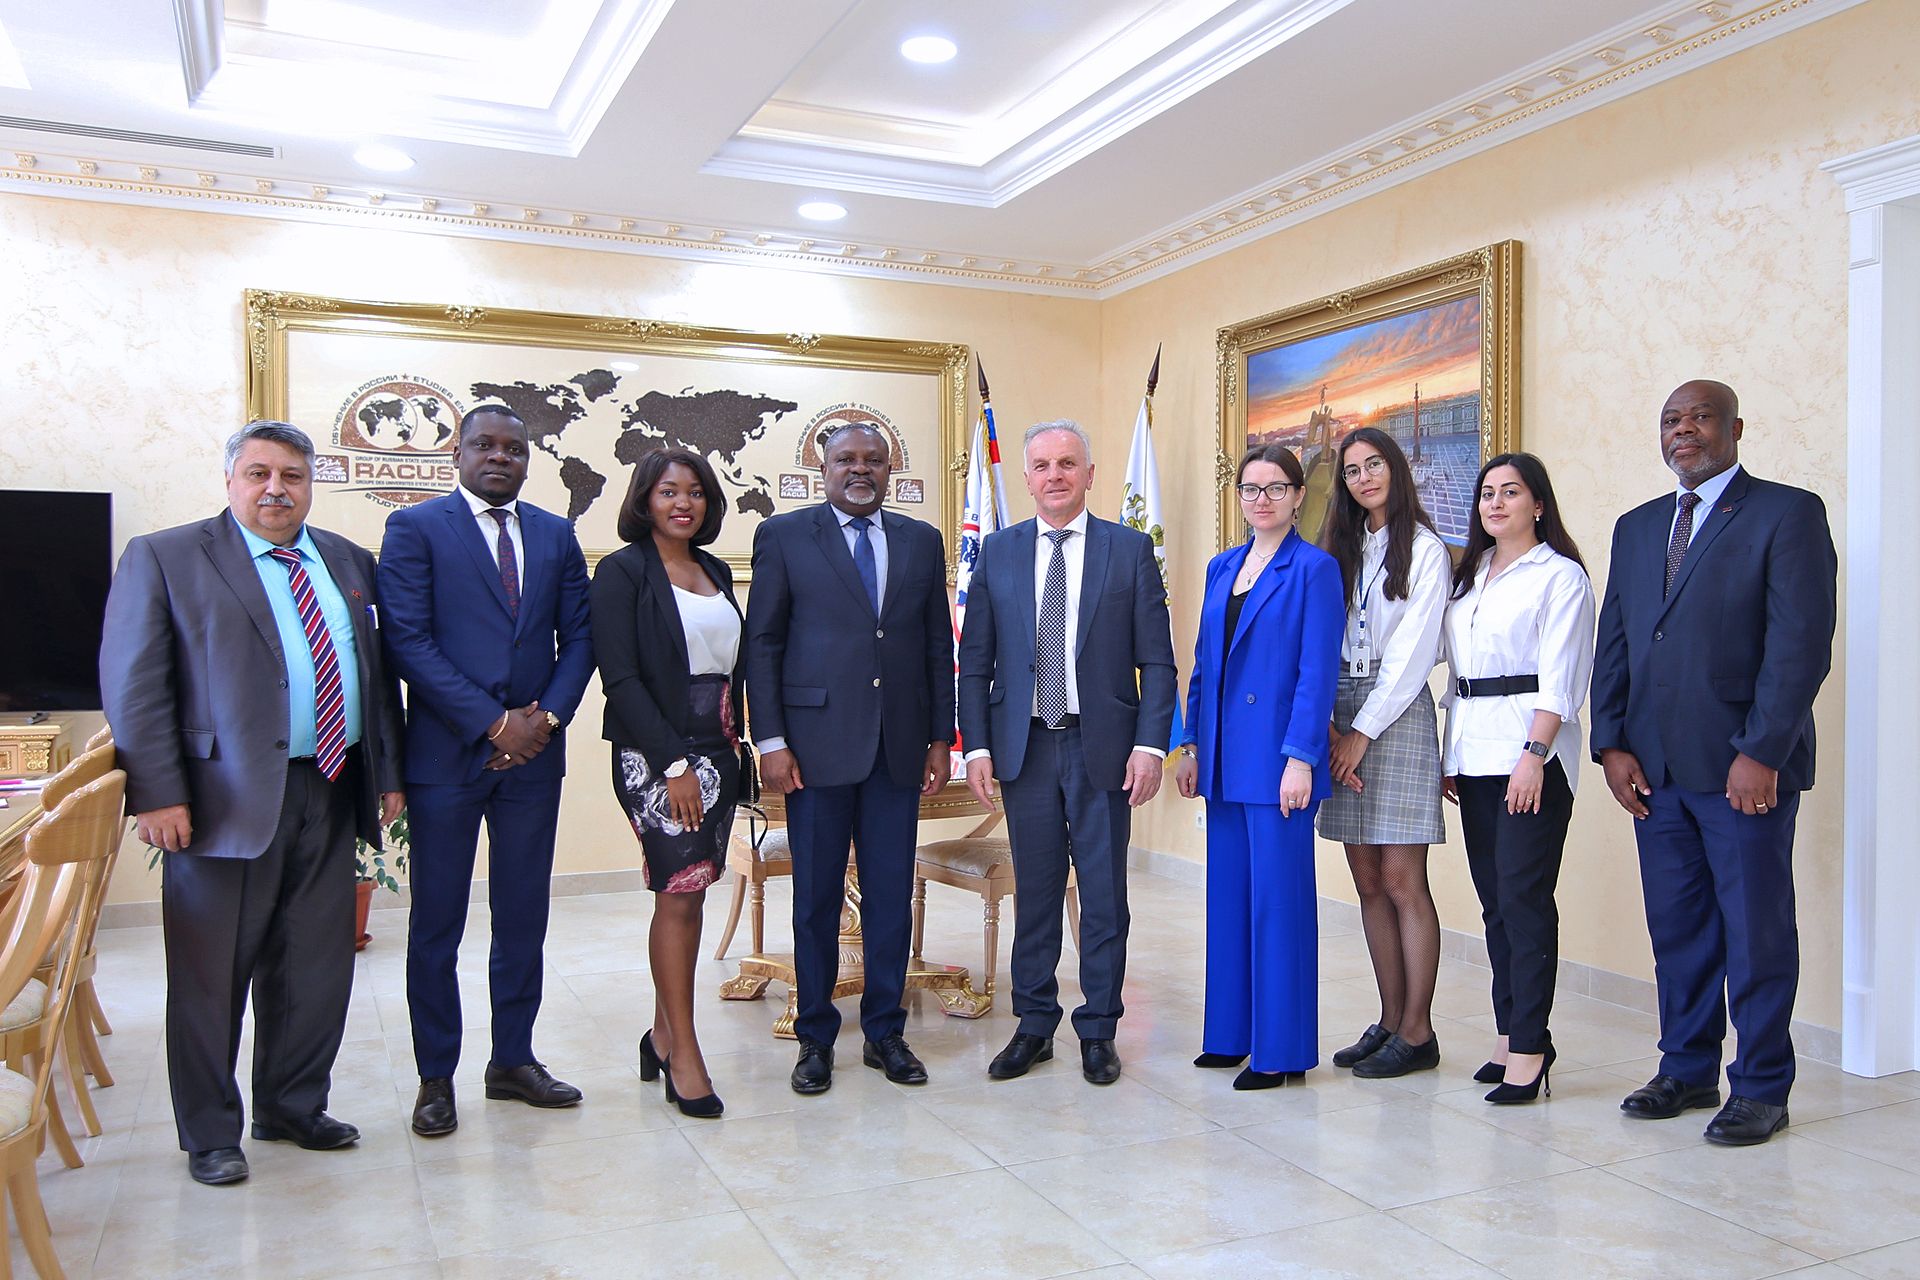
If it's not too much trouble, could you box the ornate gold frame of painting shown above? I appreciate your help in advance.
[1213,240,1519,551]
[243,290,971,576]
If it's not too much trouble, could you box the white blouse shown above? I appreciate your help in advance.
[1439,542,1596,793]
[673,586,741,677]
[1341,524,1451,739]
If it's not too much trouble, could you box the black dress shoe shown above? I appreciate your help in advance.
[187,1147,249,1186]
[988,1033,1054,1080]
[863,1034,929,1085]
[1353,1034,1440,1079]
[250,1111,360,1150]
[791,1039,834,1095]
[1193,1051,1247,1069]
[412,1077,457,1137]
[1704,1096,1788,1146]
[1233,1067,1305,1091]
[1080,1038,1121,1085]
[484,1061,583,1108]
[1332,1023,1393,1069]
[1620,1074,1722,1120]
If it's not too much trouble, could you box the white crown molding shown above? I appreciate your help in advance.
[1823,134,1920,210]
[170,0,675,157]
[1092,0,1869,293]
[7,0,1866,298]
[703,0,1355,208]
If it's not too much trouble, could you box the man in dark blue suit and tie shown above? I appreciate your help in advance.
[1592,380,1836,1146]
[746,422,955,1095]
[959,420,1176,1085]
[378,406,596,1136]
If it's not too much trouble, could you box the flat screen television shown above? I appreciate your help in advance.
[0,491,112,712]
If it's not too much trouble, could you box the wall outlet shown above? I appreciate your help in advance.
[1193,810,1205,830]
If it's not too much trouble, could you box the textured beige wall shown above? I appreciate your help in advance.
[0,198,1094,904]
[1101,0,1920,1032]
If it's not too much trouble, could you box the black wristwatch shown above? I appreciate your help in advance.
[1521,740,1551,759]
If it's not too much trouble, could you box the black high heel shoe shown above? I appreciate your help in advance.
[1484,1045,1555,1104]
[1193,1052,1248,1069]
[1232,1067,1305,1091]
[638,1030,664,1083]
[663,1055,724,1119]
[1473,1060,1505,1085]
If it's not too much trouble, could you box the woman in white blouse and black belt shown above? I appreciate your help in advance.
[1317,429,1451,1080]
[1441,452,1596,1105]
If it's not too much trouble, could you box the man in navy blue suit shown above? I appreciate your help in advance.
[378,406,595,1136]
[746,422,955,1096]
[958,420,1176,1085]
[1592,379,1836,1146]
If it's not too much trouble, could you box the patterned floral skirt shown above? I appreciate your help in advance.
[612,674,739,893]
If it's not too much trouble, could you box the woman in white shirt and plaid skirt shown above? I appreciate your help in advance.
[1317,428,1452,1080]
[1441,452,1596,1106]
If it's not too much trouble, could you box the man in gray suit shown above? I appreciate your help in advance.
[958,419,1176,1085]
[101,421,405,1186]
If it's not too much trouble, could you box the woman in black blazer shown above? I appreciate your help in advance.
[590,448,746,1118]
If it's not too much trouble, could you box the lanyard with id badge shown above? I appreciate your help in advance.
[1350,560,1386,678]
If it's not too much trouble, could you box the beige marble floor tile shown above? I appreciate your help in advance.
[1138,1212,1503,1279]
[1394,1167,1818,1279]
[416,1128,732,1257]
[1795,1099,1920,1176]
[1830,1234,1920,1278]
[436,1210,794,1279]
[1238,1095,1584,1209]
[341,1265,447,1280]
[1126,1051,1401,1128]
[749,1167,1120,1279]
[682,1089,994,1207]
[1428,1067,1711,1165]
[396,1064,679,1163]
[1010,1130,1368,1258]
[93,1156,439,1280]
[915,1070,1217,1166]
[1609,1134,1920,1259]
[1062,1268,1152,1279]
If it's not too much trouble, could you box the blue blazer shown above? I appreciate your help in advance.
[743,503,955,790]
[957,514,1177,791]
[1182,532,1345,806]
[1590,469,1835,794]
[377,491,595,785]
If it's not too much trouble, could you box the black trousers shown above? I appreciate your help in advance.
[1455,760,1573,1055]
[162,756,358,1152]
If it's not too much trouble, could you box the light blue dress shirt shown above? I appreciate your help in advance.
[234,515,363,757]
[833,504,888,610]
[1670,463,1741,548]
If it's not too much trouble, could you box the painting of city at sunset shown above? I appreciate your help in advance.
[1216,241,1519,553]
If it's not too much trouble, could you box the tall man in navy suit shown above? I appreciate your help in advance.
[1592,380,1836,1146]
[378,405,596,1136]
[747,422,955,1095]
[959,420,1176,1085]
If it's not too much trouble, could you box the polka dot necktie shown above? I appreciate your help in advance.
[1665,491,1700,599]
[487,508,521,616]
[1036,529,1073,728]
[267,548,348,780]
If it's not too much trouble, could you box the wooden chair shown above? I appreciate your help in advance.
[80,728,110,754]
[712,808,791,960]
[34,746,120,1139]
[0,768,124,1279]
[911,807,1080,1016]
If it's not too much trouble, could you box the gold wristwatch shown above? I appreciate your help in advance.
[545,711,562,732]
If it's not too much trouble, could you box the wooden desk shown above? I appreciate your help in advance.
[719,779,986,1038]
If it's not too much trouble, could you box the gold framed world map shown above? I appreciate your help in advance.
[244,290,969,576]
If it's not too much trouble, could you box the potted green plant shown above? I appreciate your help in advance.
[355,811,410,951]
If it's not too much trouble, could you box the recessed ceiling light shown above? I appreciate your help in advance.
[900,35,957,64]
[798,200,847,222]
[353,143,414,173]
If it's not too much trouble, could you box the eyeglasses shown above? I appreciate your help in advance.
[1236,482,1301,501]
[1341,456,1388,482]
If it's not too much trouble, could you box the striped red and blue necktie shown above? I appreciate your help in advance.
[268,548,349,780]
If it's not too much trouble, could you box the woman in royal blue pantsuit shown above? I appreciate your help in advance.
[1175,444,1345,1089]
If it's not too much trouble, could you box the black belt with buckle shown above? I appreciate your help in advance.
[1033,714,1081,729]
[1455,675,1540,698]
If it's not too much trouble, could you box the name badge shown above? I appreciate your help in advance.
[1349,642,1371,679]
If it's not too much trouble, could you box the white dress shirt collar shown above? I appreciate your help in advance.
[1677,462,1741,508]
[460,484,520,521]
[1038,508,1091,539]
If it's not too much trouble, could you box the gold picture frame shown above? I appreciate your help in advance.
[244,290,970,577]
[1215,240,1519,551]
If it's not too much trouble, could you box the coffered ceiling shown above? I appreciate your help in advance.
[0,0,1868,295]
